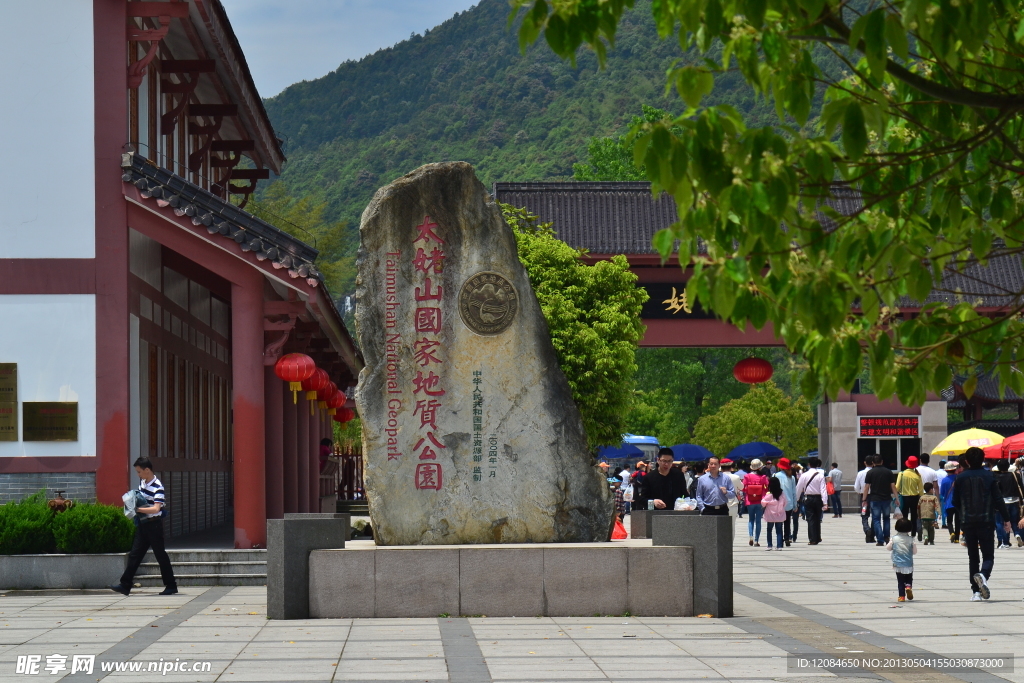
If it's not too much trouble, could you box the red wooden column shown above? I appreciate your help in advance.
[283,382,298,513]
[264,365,284,520]
[231,278,266,548]
[297,397,310,512]
[93,0,130,504]
[309,406,320,512]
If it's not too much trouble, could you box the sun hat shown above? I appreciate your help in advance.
[944,460,959,471]
[776,457,791,470]
[750,458,763,470]
[905,456,920,468]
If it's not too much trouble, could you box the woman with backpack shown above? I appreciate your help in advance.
[897,456,924,539]
[743,458,770,546]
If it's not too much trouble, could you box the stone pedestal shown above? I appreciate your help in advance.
[651,515,732,617]
[629,509,698,539]
[267,513,350,619]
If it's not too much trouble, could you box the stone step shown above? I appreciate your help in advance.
[336,500,368,515]
[136,561,266,576]
[135,573,266,587]
[142,549,267,563]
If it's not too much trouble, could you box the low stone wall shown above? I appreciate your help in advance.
[0,554,126,590]
[0,472,96,504]
[307,543,693,619]
[629,509,698,539]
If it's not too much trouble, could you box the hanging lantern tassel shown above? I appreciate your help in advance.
[317,381,337,416]
[301,368,330,416]
[275,353,316,404]
[326,389,346,417]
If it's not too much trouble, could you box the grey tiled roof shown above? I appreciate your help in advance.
[493,181,864,254]
[493,182,677,254]
[904,251,1024,308]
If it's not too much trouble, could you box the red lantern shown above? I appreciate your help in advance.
[275,353,315,403]
[733,357,773,384]
[317,381,337,412]
[333,407,356,423]
[301,368,330,415]
[326,389,347,415]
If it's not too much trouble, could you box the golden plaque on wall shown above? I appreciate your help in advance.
[0,364,16,402]
[0,402,16,441]
[23,402,78,442]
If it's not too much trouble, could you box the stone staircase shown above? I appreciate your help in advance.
[135,549,266,587]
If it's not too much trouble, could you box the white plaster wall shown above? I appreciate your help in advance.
[920,401,949,456]
[0,3,95,258]
[0,295,97,456]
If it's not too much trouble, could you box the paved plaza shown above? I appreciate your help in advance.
[2,515,1023,683]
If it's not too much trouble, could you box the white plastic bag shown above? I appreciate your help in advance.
[623,485,634,502]
[122,491,137,519]
[675,497,697,511]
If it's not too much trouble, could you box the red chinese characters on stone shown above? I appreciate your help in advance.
[414,399,442,430]
[413,370,445,397]
[415,277,442,302]
[414,432,447,460]
[414,216,444,245]
[413,338,442,366]
[413,247,445,275]
[415,463,443,490]
[414,307,442,334]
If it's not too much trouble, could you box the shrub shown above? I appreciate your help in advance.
[0,491,55,555]
[52,503,135,554]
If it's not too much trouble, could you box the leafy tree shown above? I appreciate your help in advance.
[513,0,1024,408]
[573,105,672,180]
[503,203,648,446]
[247,183,357,299]
[691,381,818,458]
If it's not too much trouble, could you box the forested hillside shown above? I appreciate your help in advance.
[261,0,779,230]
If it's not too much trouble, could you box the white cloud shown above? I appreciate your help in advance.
[219,0,479,98]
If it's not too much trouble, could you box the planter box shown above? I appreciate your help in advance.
[0,553,127,590]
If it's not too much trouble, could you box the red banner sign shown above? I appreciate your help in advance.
[859,416,919,438]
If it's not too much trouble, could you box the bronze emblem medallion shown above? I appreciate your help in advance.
[458,271,518,335]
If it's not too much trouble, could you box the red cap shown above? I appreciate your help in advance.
[777,457,791,470]
[721,458,733,465]
[905,456,919,468]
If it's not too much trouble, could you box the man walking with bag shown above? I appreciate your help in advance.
[795,457,829,545]
[109,457,177,596]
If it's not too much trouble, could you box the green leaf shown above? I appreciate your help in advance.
[653,228,675,259]
[842,101,868,161]
[676,66,715,108]
[886,14,909,61]
[963,374,978,399]
[863,9,888,79]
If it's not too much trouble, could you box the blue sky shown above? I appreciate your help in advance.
[220,0,479,98]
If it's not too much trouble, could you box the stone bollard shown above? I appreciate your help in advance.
[267,513,350,619]
[651,514,732,617]
[628,509,698,539]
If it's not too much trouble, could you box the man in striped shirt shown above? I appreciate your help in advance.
[109,457,177,596]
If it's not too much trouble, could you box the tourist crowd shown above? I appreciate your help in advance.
[603,447,1024,602]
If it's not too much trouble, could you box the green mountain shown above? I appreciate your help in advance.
[262,0,768,230]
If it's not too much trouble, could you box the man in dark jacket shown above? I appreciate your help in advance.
[645,448,687,511]
[953,447,1013,601]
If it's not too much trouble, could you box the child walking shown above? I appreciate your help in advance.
[918,482,941,545]
[886,518,918,601]
[761,477,788,551]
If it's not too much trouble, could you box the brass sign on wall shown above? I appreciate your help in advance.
[0,363,16,402]
[0,402,16,441]
[23,402,78,442]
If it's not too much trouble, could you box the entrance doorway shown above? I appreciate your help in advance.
[857,438,922,470]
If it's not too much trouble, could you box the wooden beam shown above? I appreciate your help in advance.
[188,103,238,117]
[230,169,271,180]
[161,59,216,73]
[212,140,256,152]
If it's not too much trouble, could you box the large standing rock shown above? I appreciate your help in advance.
[355,162,614,545]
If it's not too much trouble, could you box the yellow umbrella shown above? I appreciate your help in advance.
[931,428,1004,457]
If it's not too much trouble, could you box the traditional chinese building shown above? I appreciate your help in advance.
[495,181,1023,488]
[0,1,361,548]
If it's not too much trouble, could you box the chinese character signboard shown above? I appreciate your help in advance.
[0,363,16,402]
[639,284,716,319]
[23,402,78,441]
[858,416,919,438]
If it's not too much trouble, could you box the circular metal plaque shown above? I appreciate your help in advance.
[458,271,519,335]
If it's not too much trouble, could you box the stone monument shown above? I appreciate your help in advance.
[355,162,614,545]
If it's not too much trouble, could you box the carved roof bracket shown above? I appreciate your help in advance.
[126,2,190,89]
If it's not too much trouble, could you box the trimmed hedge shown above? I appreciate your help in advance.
[0,491,134,555]
[52,503,134,554]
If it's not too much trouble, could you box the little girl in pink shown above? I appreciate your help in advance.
[761,476,789,550]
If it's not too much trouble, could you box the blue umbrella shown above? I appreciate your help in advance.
[597,444,645,459]
[669,443,714,461]
[727,441,783,460]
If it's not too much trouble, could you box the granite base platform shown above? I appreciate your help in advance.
[628,509,698,539]
[305,541,694,619]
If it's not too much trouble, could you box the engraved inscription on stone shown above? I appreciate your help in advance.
[458,271,518,335]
